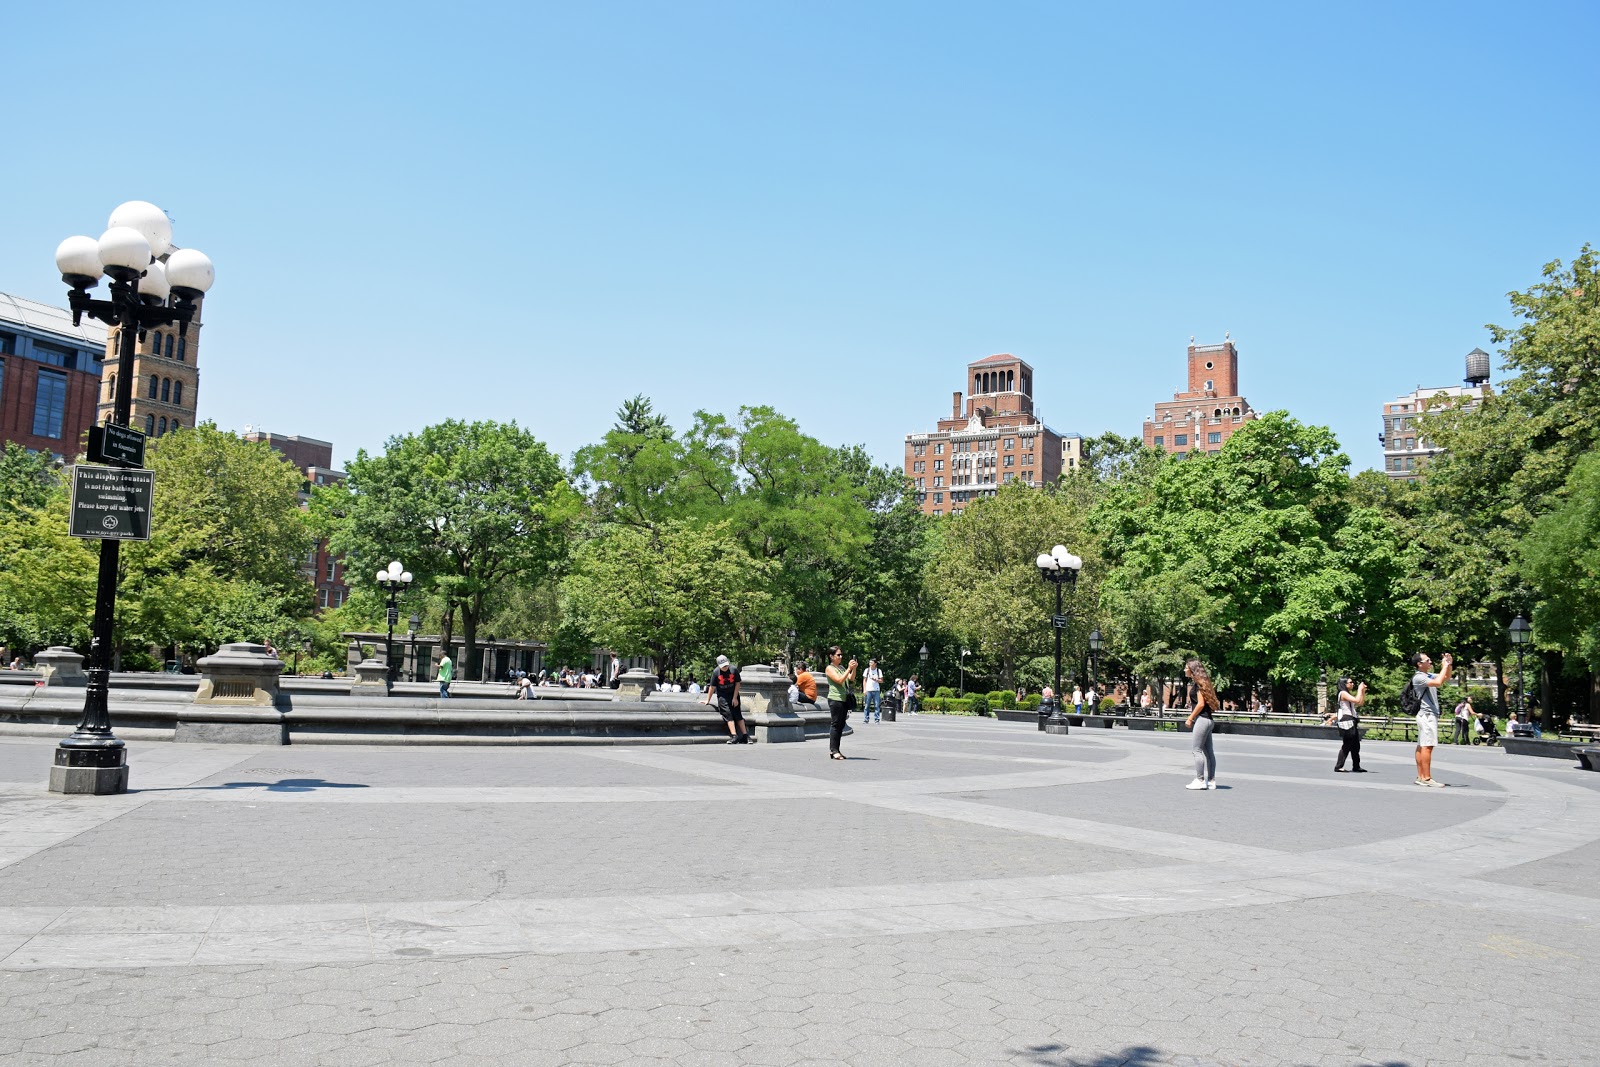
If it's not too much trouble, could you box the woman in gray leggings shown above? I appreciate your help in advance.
[1184,658,1220,790]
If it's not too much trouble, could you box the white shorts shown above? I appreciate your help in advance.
[1416,712,1438,748]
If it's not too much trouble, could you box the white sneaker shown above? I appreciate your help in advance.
[1185,778,1209,790]
[1206,780,1218,790]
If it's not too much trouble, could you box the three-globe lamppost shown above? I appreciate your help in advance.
[376,562,413,683]
[1509,614,1531,729]
[49,202,214,795]
[1035,545,1083,727]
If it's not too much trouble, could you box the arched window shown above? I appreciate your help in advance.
[106,373,116,399]
[173,380,183,405]
[144,414,155,435]
[165,334,174,358]
[169,419,180,432]
[1214,408,1223,418]
[1232,406,1241,416]
[176,337,186,362]
[157,417,167,435]
[161,378,170,402]
[152,331,162,353]
[148,374,159,398]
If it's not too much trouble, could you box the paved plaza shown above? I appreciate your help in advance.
[1,718,1598,1066]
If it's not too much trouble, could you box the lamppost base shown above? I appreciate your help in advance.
[1045,719,1071,736]
[48,744,128,795]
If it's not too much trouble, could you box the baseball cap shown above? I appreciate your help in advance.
[716,655,730,668]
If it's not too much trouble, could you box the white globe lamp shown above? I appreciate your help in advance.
[164,248,214,296]
[54,236,104,286]
[108,201,172,258]
[97,227,152,278]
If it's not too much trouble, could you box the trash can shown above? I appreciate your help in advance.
[1038,697,1055,732]
[882,694,899,722]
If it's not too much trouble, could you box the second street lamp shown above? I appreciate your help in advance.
[1036,545,1083,732]
[376,561,413,683]
[409,613,421,682]
[1087,629,1102,696]
[1509,614,1531,730]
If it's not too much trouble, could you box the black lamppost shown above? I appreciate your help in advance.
[1035,545,1083,728]
[1087,629,1102,694]
[408,613,420,682]
[959,648,969,696]
[49,203,214,795]
[375,561,413,682]
[1509,614,1531,728]
[293,637,311,676]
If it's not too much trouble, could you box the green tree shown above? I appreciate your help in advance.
[1097,413,1419,709]
[928,481,1094,687]
[0,443,58,517]
[320,420,577,676]
[1523,452,1600,669]
[561,520,776,680]
[0,493,96,650]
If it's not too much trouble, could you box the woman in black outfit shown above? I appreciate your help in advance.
[1324,676,1367,772]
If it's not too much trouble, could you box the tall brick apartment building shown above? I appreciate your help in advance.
[1142,336,1258,457]
[0,292,108,460]
[94,285,203,439]
[904,354,1066,517]
[243,430,350,611]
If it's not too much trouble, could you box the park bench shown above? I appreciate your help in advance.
[1576,748,1600,772]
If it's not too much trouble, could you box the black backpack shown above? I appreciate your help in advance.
[1399,677,1423,716]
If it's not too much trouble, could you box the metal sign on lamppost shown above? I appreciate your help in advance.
[1036,545,1083,735]
[48,202,214,796]
[376,561,413,683]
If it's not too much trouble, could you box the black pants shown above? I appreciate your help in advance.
[828,699,849,754]
[1454,718,1470,745]
[1336,729,1361,771]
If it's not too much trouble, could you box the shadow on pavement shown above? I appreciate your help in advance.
[135,778,370,794]
[1014,1044,1414,1066]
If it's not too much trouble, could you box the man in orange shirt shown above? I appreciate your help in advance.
[793,662,818,705]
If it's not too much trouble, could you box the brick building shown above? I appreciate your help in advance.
[242,430,350,611]
[94,282,203,440]
[1142,336,1258,457]
[904,354,1066,517]
[1380,381,1489,481]
[0,292,108,460]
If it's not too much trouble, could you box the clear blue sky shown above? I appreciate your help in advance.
[4,2,1596,474]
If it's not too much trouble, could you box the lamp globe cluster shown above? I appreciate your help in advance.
[376,561,414,589]
[1035,544,1083,574]
[54,200,214,303]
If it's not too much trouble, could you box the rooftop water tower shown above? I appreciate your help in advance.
[1465,347,1491,387]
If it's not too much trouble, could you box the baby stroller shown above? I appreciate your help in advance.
[1473,712,1501,746]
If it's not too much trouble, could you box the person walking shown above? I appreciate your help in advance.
[437,652,453,698]
[1453,694,1473,746]
[1184,658,1221,790]
[905,675,919,714]
[1324,676,1367,772]
[862,659,883,724]
[1071,684,1083,714]
[825,647,857,759]
[1409,651,1454,786]
[703,655,751,744]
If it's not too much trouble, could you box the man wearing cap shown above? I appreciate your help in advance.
[703,655,751,744]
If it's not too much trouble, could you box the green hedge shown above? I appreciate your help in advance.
[1020,694,1042,710]
[933,686,956,698]
[1098,696,1118,713]
[920,696,984,716]
[986,690,1016,710]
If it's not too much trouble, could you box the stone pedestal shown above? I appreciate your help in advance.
[738,663,807,744]
[353,659,392,691]
[34,647,86,687]
[183,643,287,743]
[615,668,658,701]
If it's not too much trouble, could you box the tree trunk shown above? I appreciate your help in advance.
[1271,678,1288,715]
[1590,669,1600,724]
[462,609,478,683]
[438,607,455,677]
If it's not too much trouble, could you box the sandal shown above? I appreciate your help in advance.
[830,752,845,760]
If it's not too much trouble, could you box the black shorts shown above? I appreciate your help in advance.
[715,694,743,722]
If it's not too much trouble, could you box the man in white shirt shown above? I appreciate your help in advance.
[862,659,884,723]
[1410,651,1453,787]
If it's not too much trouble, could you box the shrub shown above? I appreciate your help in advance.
[986,690,1015,710]
[968,694,991,717]
[934,686,956,698]
[1099,696,1118,714]
[1021,694,1042,711]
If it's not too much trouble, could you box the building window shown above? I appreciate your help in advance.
[0,332,14,354]
[934,460,943,472]
[165,334,175,358]
[177,336,186,362]
[145,414,155,434]
[934,443,944,455]
[160,378,171,402]
[157,417,167,435]
[1004,438,1014,450]
[1204,380,1213,391]
[1003,455,1014,467]
[148,374,159,399]
[1153,436,1164,448]
[933,493,943,504]
[170,419,180,432]
[173,380,183,405]
[1174,434,1188,446]
[326,559,336,581]
[31,369,68,438]
[153,331,163,355]
[933,476,943,487]
[1176,451,1187,459]
[1208,432,1222,444]
[319,588,330,609]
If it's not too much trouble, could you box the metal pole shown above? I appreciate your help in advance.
[1516,644,1525,726]
[1053,578,1062,702]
